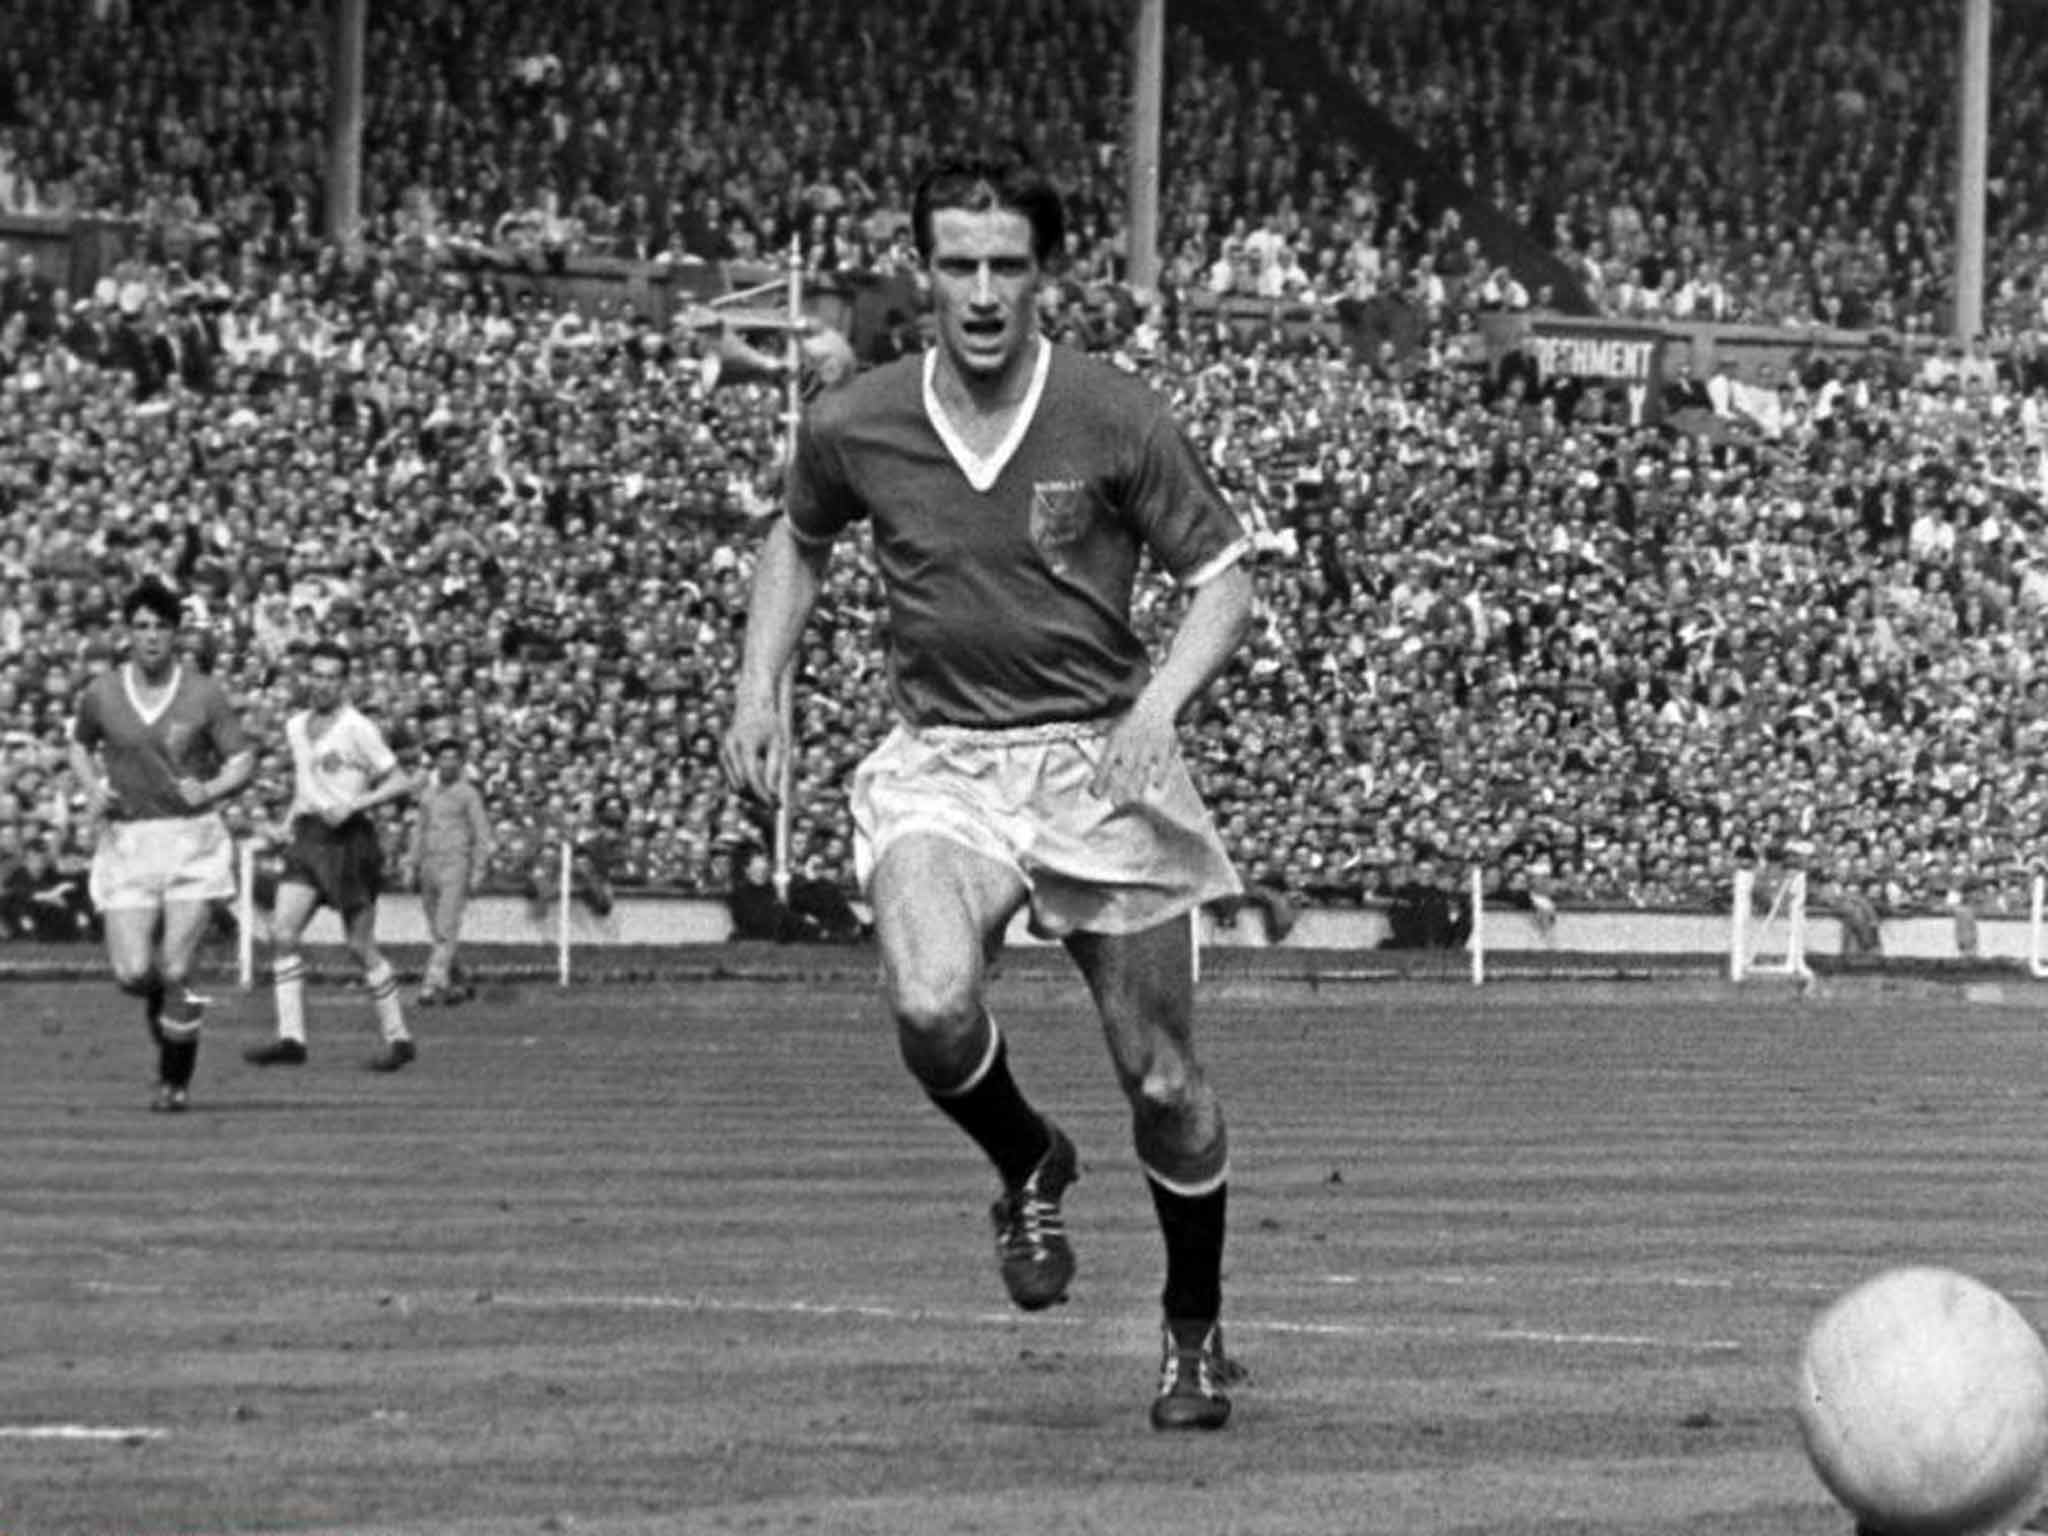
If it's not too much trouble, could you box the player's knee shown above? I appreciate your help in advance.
[1127,1040,1225,1134]
[1131,1058,1226,1175]
[112,961,157,996]
[890,977,986,1083]
[888,963,981,1042]
[1127,1046,1202,1117]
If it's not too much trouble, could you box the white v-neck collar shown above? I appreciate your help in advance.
[923,341,1052,493]
[123,663,182,726]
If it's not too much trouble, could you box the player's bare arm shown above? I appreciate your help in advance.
[722,516,834,804]
[1091,560,1254,806]
[174,748,256,811]
[326,762,415,826]
[65,738,115,820]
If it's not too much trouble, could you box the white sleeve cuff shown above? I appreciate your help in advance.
[1180,533,1254,589]
[785,515,837,549]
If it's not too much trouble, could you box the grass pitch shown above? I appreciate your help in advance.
[5,966,2046,1535]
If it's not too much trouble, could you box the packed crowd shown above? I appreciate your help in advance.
[5,0,2048,931]
[1305,0,2048,334]
[6,232,2048,925]
[7,0,2048,335]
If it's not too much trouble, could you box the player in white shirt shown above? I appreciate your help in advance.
[244,640,420,1072]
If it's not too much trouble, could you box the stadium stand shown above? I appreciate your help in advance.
[3,0,2047,942]
[1306,0,2048,333]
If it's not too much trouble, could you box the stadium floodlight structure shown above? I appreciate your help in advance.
[775,239,804,902]
[326,0,367,250]
[1126,0,1165,297]
[1955,0,1992,339]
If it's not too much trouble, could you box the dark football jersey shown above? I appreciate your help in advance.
[71,665,250,820]
[788,342,1249,729]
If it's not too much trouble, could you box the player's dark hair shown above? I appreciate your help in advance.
[121,578,183,628]
[433,736,464,757]
[308,639,352,674]
[911,150,1065,266]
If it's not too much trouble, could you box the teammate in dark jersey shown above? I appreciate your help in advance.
[723,153,1254,1429]
[67,578,255,1112]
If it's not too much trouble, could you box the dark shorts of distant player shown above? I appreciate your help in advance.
[279,814,384,915]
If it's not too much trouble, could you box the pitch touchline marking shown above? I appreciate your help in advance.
[0,1425,167,1442]
[484,1291,1745,1354]
[1318,1271,2048,1304]
[1314,1270,1977,1297]
[1241,1316,1742,1351]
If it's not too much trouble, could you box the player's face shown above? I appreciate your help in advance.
[927,207,1041,388]
[307,659,347,714]
[126,610,176,676]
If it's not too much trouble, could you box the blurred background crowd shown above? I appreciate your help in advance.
[6,0,2048,940]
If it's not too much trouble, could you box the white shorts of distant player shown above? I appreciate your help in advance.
[851,718,1241,939]
[89,813,236,912]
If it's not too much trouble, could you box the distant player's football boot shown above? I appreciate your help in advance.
[150,1082,189,1114]
[368,1039,417,1073]
[1149,1321,1241,1431]
[990,1121,1079,1311]
[244,1038,308,1066]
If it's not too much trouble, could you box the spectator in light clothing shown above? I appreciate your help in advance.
[406,738,494,1005]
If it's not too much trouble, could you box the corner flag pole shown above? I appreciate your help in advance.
[772,236,803,904]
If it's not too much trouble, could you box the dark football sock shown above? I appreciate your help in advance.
[159,991,203,1087]
[927,1029,1052,1189]
[140,974,166,1041]
[1149,1176,1228,1339]
[161,1036,200,1089]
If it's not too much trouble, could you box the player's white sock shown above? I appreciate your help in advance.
[272,954,308,1043]
[366,960,408,1043]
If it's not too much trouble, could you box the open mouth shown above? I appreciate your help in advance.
[962,317,1005,342]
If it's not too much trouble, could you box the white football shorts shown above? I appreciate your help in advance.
[90,813,237,912]
[850,717,1242,938]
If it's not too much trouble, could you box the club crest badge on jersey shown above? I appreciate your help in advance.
[1030,479,1093,572]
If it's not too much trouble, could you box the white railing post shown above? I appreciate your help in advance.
[1469,865,1484,987]
[2032,874,2048,979]
[237,839,256,991]
[1786,870,1809,978]
[1730,866,1755,982]
[557,837,573,988]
